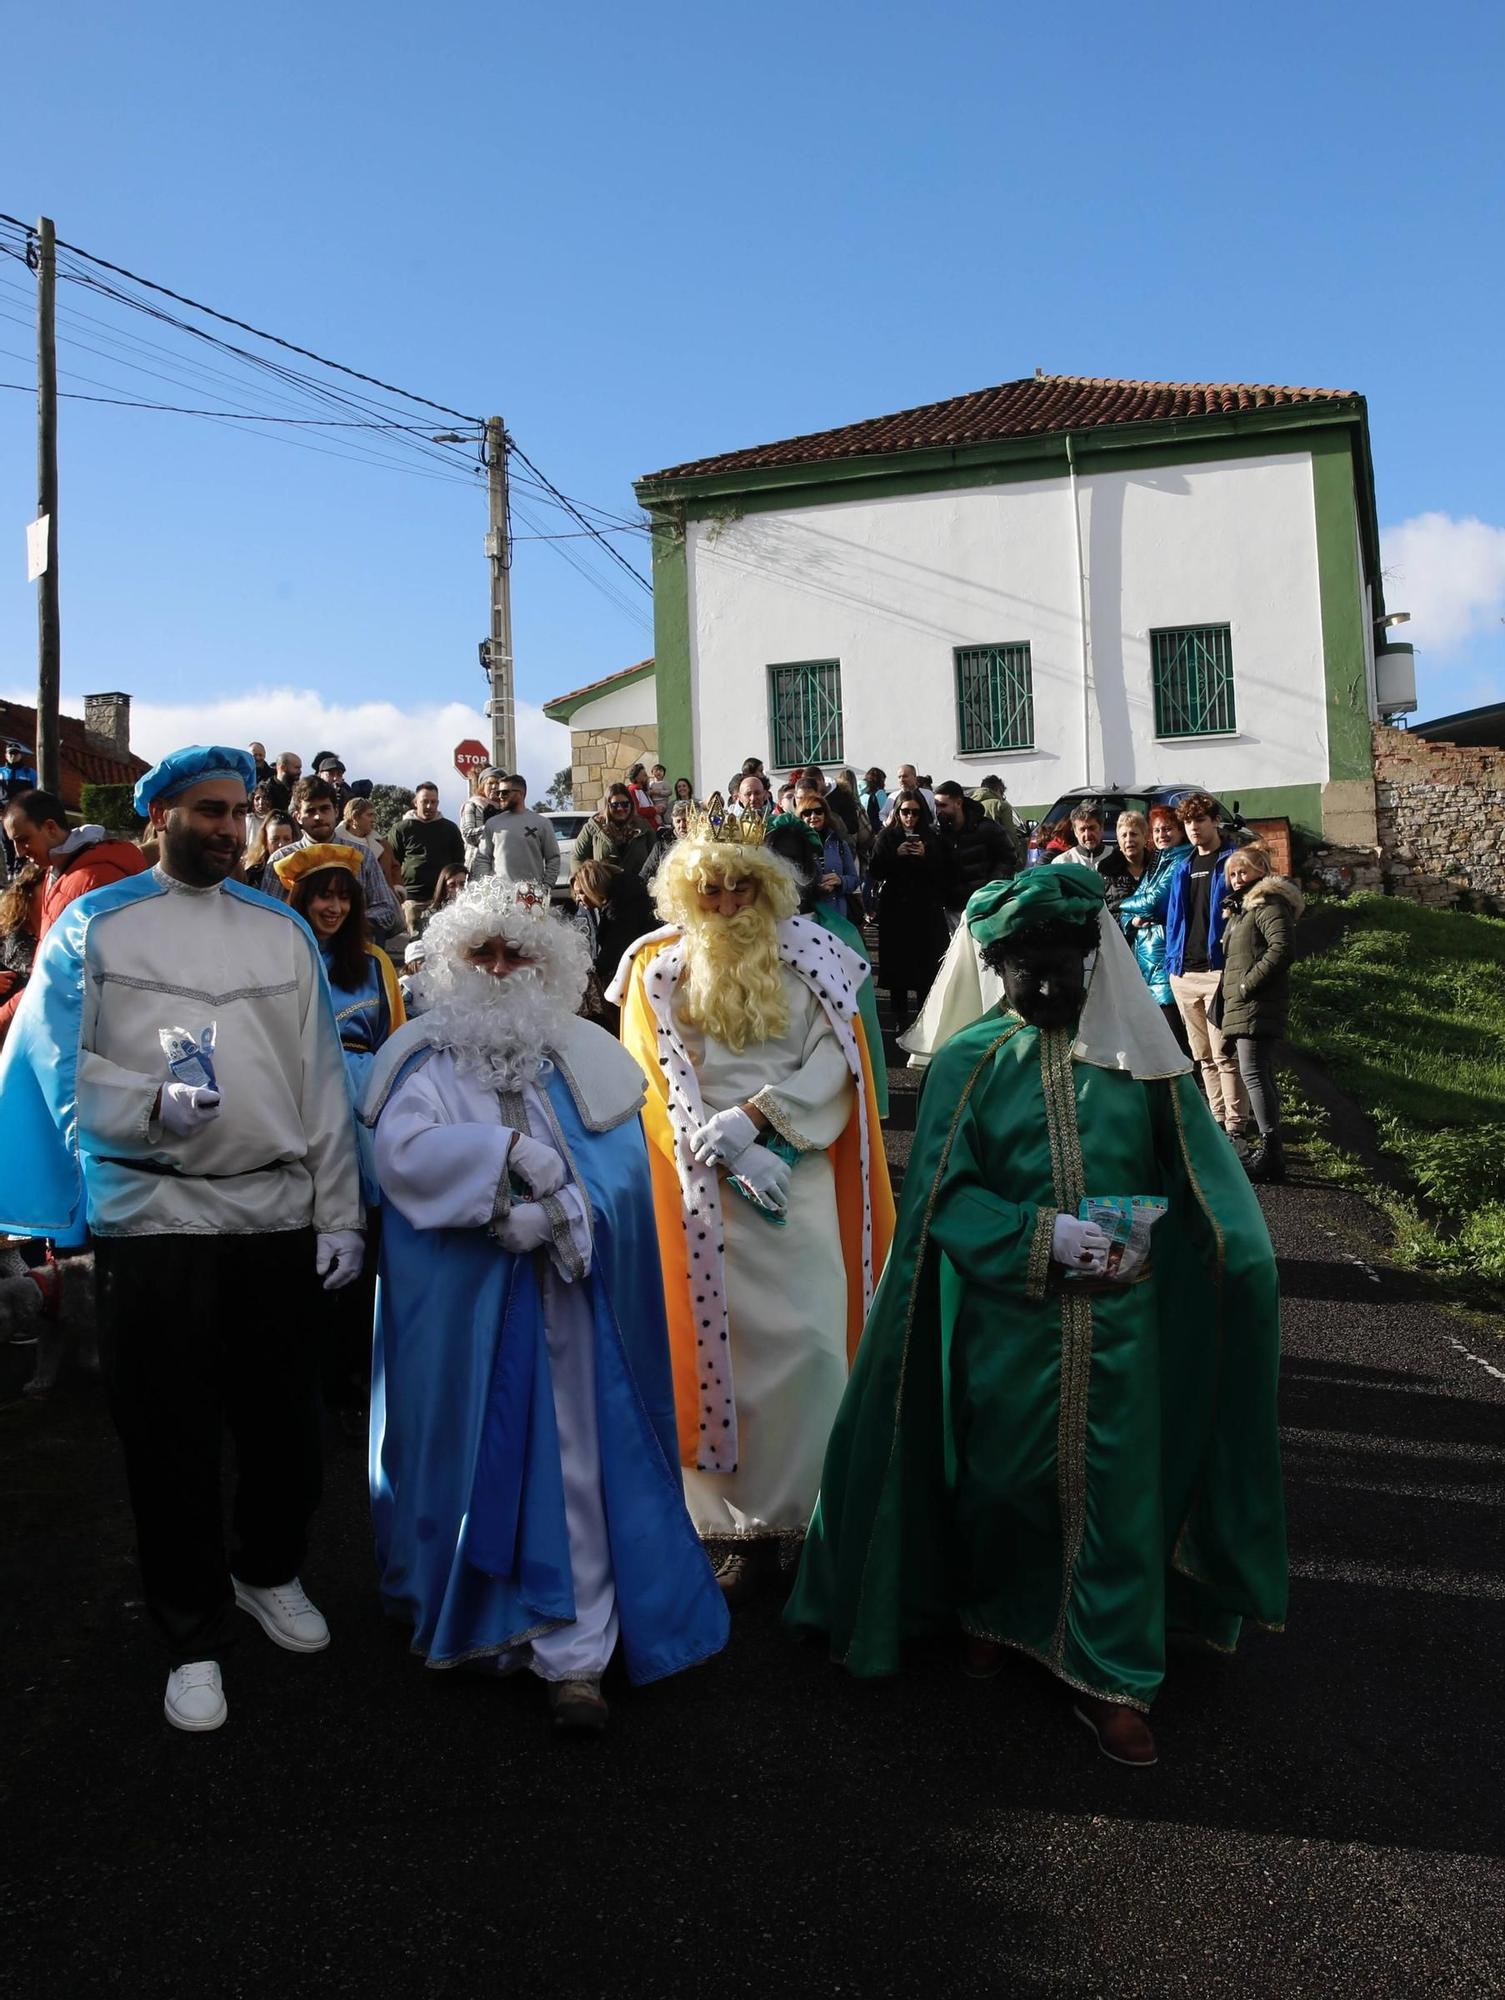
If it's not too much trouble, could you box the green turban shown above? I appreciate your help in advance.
[965,866,1107,948]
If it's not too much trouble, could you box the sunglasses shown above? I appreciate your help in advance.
[798,806,826,818]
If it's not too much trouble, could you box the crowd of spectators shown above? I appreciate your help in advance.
[1,734,1300,1182]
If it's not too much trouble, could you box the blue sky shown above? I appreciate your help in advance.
[3,0,1502,796]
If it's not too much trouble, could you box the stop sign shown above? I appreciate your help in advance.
[453,737,489,779]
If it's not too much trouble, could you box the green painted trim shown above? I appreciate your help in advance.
[1011,783,1325,840]
[1310,435,1374,784]
[640,422,1366,529]
[543,660,656,724]
[1227,783,1325,839]
[649,510,694,785]
[635,400,1367,508]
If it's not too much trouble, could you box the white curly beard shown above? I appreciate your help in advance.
[418,962,563,1093]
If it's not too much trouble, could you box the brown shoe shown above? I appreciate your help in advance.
[547,1677,609,1736]
[714,1549,761,1607]
[714,1539,781,1607]
[962,1635,1009,1680]
[1073,1696,1158,1767]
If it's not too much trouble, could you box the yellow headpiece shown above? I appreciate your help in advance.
[270,840,365,890]
[684,791,767,848]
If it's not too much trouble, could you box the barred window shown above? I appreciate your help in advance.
[768,659,843,769]
[955,644,1034,754]
[1151,625,1237,738]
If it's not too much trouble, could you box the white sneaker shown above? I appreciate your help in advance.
[165,1660,226,1732]
[232,1576,331,1653]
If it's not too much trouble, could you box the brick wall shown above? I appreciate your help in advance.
[1372,724,1505,910]
[570,723,659,811]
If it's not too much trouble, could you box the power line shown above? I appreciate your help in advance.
[0,210,481,425]
[0,379,476,428]
[506,435,653,593]
[0,343,482,490]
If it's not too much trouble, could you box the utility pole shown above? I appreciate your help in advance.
[484,416,516,776]
[34,216,61,794]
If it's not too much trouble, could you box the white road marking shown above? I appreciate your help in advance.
[1448,1335,1505,1385]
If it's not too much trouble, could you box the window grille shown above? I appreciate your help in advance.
[954,644,1034,753]
[1151,625,1237,738]
[768,660,843,768]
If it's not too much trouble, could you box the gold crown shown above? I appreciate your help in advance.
[684,792,767,847]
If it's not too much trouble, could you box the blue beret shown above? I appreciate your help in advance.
[134,744,257,815]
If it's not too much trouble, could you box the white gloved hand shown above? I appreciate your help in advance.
[506,1133,567,1199]
[315,1230,365,1292]
[157,1083,221,1139]
[1051,1214,1110,1273]
[492,1201,555,1254]
[690,1106,758,1167]
[729,1144,792,1213]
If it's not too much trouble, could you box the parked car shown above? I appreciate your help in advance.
[540,810,589,904]
[1025,785,1250,864]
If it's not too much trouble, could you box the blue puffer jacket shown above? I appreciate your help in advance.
[1117,847,1188,1003]
[1164,838,1237,977]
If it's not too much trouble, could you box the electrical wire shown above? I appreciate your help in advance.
[505,434,653,594]
[0,211,481,424]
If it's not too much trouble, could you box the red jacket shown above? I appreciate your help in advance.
[39,833,149,938]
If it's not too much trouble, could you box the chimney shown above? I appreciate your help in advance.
[84,691,132,761]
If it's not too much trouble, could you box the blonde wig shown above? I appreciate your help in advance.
[654,838,800,1053]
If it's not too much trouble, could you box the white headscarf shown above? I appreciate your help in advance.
[899,907,1191,1080]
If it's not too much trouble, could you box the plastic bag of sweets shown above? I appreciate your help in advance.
[159,1023,219,1093]
[1063,1195,1168,1284]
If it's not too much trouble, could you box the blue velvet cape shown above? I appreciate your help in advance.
[366,1040,730,1681]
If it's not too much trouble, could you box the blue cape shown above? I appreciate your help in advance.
[366,1042,729,1682]
[0,870,338,1247]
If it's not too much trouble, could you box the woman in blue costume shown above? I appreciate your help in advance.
[767,809,889,1118]
[1114,806,1192,1054]
[274,841,404,1422]
[360,876,728,1733]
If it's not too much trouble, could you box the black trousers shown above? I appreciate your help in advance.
[97,1229,323,1666]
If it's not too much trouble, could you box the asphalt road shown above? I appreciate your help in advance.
[3,1025,1502,1998]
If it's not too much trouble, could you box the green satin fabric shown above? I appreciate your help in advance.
[786,1008,1287,1708]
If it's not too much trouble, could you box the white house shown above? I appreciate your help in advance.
[634,374,1411,837]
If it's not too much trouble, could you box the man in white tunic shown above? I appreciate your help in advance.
[611,798,894,1604]
[363,878,727,1734]
[0,745,363,1734]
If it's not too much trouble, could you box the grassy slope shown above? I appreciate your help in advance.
[1287,894,1505,1296]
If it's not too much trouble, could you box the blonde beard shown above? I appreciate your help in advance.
[679,906,788,1053]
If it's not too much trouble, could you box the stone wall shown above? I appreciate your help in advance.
[570,722,658,812]
[1372,725,1505,910]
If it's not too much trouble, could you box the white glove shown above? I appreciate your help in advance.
[157,1083,221,1139]
[506,1133,567,1199]
[690,1106,758,1167]
[315,1230,365,1292]
[1051,1214,1110,1273]
[729,1145,792,1214]
[492,1201,555,1254]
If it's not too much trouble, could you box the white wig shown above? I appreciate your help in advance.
[416,877,590,1089]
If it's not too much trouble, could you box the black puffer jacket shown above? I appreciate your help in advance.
[939,798,1016,909]
[1218,875,1305,1038]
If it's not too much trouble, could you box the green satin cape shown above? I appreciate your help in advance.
[785,1007,1287,1708]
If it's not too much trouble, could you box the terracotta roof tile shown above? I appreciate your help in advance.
[0,698,149,812]
[640,374,1359,485]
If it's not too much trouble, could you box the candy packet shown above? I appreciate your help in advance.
[1064,1194,1168,1283]
[159,1023,219,1093]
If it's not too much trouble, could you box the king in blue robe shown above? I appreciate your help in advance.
[361,881,728,1730]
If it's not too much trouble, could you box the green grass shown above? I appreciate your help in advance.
[1289,894,1505,1306]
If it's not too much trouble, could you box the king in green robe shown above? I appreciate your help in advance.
[786,868,1286,1761]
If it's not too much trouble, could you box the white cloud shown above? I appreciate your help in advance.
[1380,512,1505,654]
[2,683,570,814]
